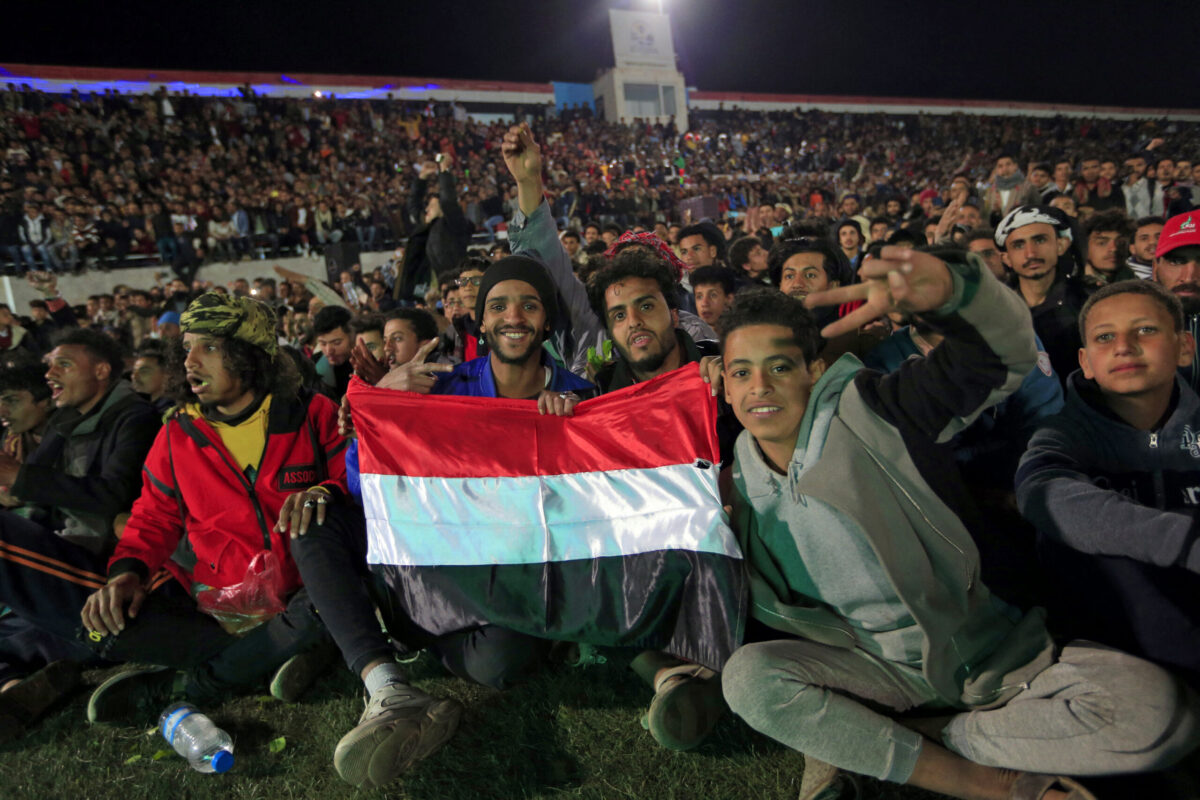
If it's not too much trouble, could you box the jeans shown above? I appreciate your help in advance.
[290,502,549,690]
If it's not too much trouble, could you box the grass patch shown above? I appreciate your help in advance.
[0,651,1191,799]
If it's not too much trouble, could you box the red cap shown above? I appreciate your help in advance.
[1156,211,1200,258]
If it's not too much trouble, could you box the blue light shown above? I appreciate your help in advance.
[280,74,303,85]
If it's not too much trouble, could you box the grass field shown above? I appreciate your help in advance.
[0,651,1192,800]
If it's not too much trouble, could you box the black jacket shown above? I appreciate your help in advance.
[12,380,160,556]
[398,172,468,301]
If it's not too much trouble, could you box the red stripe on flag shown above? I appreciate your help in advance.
[350,364,719,479]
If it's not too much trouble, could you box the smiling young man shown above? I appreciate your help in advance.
[1018,281,1200,679]
[718,251,1198,799]
[288,256,593,788]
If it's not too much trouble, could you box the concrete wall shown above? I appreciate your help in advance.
[1,256,331,312]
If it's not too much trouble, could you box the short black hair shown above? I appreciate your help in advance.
[352,313,385,338]
[728,236,763,270]
[1134,215,1165,230]
[456,255,491,275]
[51,328,126,382]
[690,265,737,296]
[0,362,51,401]
[1031,162,1052,175]
[602,222,623,237]
[588,247,679,326]
[965,227,997,246]
[767,237,850,288]
[1082,208,1132,239]
[134,338,168,365]
[677,222,726,259]
[717,287,822,365]
[383,307,438,343]
[561,229,581,243]
[312,305,353,337]
[1079,279,1183,341]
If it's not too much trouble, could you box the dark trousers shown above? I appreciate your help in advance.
[290,503,548,690]
[0,511,328,702]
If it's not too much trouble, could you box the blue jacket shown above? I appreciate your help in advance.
[865,327,1063,483]
[346,354,596,497]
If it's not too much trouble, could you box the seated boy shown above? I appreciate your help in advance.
[1017,280,1200,680]
[719,249,1199,799]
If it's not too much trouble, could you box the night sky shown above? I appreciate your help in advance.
[8,0,1197,109]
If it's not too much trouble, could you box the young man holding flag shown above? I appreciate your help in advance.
[289,257,595,789]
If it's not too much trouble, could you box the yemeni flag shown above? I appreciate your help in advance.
[350,365,746,670]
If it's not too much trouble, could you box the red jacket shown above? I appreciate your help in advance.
[110,391,348,594]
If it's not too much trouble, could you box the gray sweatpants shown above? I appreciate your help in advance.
[722,638,1200,784]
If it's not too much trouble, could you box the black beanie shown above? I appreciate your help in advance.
[473,255,559,328]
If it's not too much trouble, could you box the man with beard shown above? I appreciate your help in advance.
[982,155,1041,224]
[1127,215,1165,280]
[1079,209,1135,287]
[997,206,1089,386]
[287,259,592,789]
[587,249,720,393]
[1154,210,1200,391]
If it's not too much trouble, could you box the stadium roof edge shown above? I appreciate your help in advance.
[2,63,1198,119]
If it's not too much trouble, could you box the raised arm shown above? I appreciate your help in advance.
[808,247,1037,442]
[502,124,606,370]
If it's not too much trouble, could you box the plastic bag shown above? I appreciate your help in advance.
[195,550,289,635]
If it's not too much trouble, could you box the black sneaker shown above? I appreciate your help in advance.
[87,666,181,725]
[269,640,339,703]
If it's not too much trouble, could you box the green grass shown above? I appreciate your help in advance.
[1,652,1192,799]
[0,652,943,800]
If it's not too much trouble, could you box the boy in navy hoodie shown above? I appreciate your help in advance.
[1018,280,1200,679]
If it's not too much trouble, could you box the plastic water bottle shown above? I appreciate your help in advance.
[159,702,235,774]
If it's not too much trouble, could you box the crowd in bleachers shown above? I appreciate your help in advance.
[0,82,1199,798]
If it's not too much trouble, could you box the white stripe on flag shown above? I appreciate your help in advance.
[361,462,742,567]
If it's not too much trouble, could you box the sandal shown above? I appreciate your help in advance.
[0,660,81,744]
[640,662,725,751]
[798,756,862,800]
[1010,773,1097,800]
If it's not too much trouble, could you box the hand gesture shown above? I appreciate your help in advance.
[501,123,543,185]
[276,487,332,538]
[349,340,387,385]
[338,394,356,439]
[438,152,454,172]
[375,339,452,393]
[419,161,438,180]
[699,355,723,398]
[537,389,581,417]
[81,572,146,636]
[804,246,955,339]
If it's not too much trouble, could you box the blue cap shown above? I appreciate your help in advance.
[210,749,234,773]
[158,311,181,327]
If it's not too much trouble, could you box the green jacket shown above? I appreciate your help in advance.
[731,257,1055,710]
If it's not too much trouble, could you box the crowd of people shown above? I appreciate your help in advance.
[0,82,1198,799]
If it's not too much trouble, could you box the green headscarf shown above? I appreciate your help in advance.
[180,292,278,356]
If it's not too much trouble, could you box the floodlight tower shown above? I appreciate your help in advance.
[591,6,688,133]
